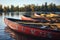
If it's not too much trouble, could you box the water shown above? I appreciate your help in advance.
[0,12,25,40]
[0,12,43,40]
[0,12,60,40]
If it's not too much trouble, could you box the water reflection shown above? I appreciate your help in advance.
[5,26,50,40]
[0,12,25,40]
[0,12,26,29]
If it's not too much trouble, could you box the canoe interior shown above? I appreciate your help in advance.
[24,14,60,18]
[7,18,60,32]
[23,15,60,23]
[7,18,39,23]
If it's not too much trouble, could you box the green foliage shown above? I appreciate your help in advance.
[0,4,3,12]
[0,2,60,12]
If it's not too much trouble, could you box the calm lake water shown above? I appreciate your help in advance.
[0,12,24,40]
[0,12,42,40]
[0,12,60,40]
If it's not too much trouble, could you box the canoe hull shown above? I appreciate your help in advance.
[21,16,37,21]
[4,18,60,39]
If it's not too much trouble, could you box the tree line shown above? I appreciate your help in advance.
[0,2,60,12]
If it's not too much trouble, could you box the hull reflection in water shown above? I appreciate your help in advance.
[5,26,52,40]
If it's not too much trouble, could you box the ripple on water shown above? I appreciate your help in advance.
[0,30,14,40]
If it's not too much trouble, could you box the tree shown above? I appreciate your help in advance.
[30,4,35,12]
[48,3,53,12]
[0,4,3,12]
[15,6,19,12]
[11,5,14,12]
[44,2,48,12]
[41,4,44,11]
[3,6,10,12]
[57,5,60,12]
[53,4,56,11]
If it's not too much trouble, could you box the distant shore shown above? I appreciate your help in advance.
[0,2,60,12]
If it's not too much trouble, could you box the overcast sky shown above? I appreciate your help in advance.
[0,0,60,7]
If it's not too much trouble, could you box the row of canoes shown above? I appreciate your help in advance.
[22,13,60,22]
[32,13,60,18]
[21,14,60,29]
[4,13,60,39]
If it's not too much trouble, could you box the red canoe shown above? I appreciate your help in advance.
[21,15,50,22]
[4,18,60,39]
[21,16,37,21]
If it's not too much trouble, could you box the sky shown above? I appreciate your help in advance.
[0,0,60,7]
